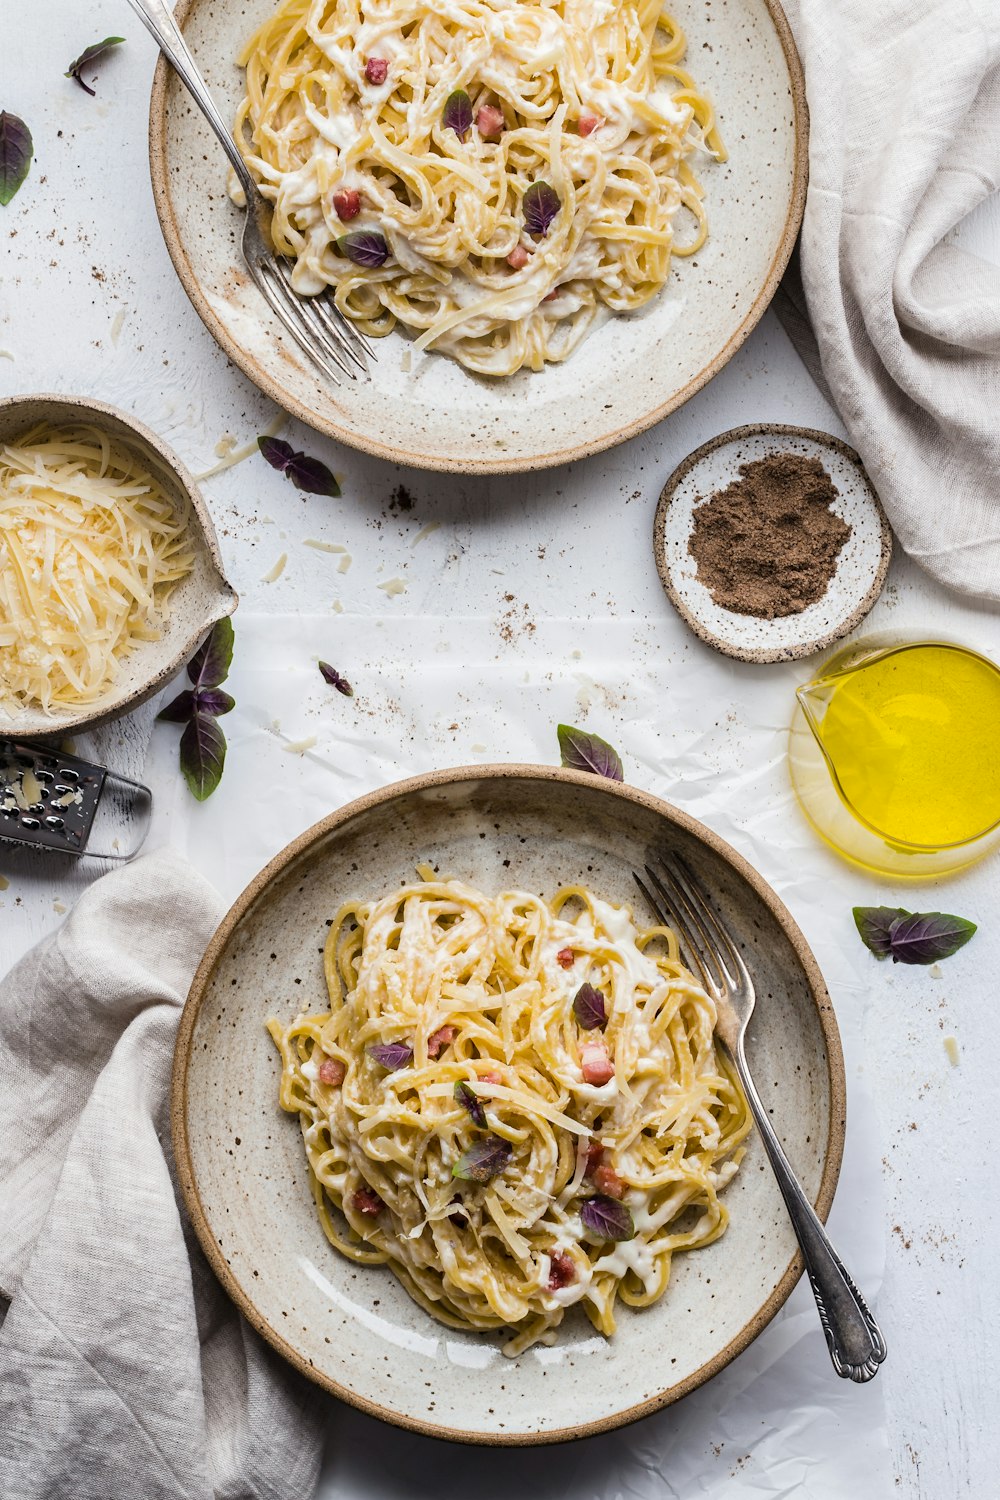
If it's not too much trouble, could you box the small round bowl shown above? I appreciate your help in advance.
[0,393,237,737]
[653,425,892,664]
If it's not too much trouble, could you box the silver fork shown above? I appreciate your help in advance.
[125,0,374,384]
[635,854,887,1382]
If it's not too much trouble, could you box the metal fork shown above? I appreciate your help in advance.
[125,0,374,384]
[635,854,887,1382]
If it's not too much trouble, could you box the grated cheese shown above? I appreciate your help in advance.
[0,423,195,717]
[261,552,287,583]
[303,538,347,554]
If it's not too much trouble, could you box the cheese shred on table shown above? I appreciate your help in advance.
[0,424,195,716]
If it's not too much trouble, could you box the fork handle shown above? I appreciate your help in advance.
[733,1040,887,1382]
[124,0,257,199]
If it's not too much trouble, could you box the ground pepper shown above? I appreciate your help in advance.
[688,452,852,619]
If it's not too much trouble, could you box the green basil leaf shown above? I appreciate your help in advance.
[179,712,227,802]
[0,113,33,207]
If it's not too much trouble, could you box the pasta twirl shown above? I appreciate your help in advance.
[234,0,724,375]
[268,871,750,1353]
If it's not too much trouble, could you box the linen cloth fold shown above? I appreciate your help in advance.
[776,0,1000,603]
[0,849,325,1500]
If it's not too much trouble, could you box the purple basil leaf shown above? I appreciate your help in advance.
[187,617,234,690]
[0,113,33,207]
[581,1195,635,1242]
[66,36,125,96]
[852,906,910,960]
[319,661,354,696]
[179,712,227,802]
[258,435,340,496]
[557,724,624,781]
[258,436,296,472]
[452,1134,512,1183]
[287,454,341,496]
[572,982,607,1031]
[523,181,560,237]
[157,689,197,723]
[337,229,390,269]
[368,1041,413,1071]
[443,89,473,140]
[454,1081,487,1128]
[194,687,235,717]
[887,911,977,966]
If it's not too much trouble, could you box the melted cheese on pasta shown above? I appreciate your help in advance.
[268,871,750,1353]
[0,425,195,716]
[233,0,724,374]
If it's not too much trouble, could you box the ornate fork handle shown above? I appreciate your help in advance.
[733,1037,887,1381]
[123,0,257,200]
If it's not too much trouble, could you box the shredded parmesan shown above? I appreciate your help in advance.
[303,538,347,554]
[284,734,317,754]
[378,577,406,596]
[195,411,285,481]
[944,1036,960,1067]
[262,552,287,582]
[0,424,195,716]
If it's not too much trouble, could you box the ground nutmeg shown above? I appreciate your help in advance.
[688,452,852,619]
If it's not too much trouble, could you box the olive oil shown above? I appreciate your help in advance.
[805,643,1000,850]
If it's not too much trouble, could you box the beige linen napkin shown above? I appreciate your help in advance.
[776,0,1000,603]
[0,849,324,1500]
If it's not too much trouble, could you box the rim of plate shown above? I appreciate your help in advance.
[147,1,809,475]
[653,423,894,664]
[172,763,847,1445]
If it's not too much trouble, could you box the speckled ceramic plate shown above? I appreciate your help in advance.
[173,766,844,1444]
[0,393,237,738]
[147,0,806,474]
[653,425,893,663]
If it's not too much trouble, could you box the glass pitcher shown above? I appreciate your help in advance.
[788,637,1000,879]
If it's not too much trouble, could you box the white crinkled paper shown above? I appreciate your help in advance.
[146,611,891,1497]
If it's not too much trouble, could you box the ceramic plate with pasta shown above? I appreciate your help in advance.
[150,0,806,469]
[173,769,844,1442]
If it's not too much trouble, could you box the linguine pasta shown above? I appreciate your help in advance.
[233,0,724,375]
[268,870,750,1353]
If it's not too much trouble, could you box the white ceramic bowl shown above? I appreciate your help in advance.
[148,0,807,473]
[173,766,845,1444]
[0,393,237,738]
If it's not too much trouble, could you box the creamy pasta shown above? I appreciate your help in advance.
[268,870,750,1353]
[233,0,724,375]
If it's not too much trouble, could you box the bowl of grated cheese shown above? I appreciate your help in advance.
[0,393,237,738]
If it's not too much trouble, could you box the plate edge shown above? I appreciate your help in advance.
[170,762,847,1445]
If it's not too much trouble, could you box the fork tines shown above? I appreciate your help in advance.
[634,854,743,998]
[251,255,374,385]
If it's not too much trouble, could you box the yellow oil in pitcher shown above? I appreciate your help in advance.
[789,640,1000,877]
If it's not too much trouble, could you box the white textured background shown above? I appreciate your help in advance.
[2,7,999,1497]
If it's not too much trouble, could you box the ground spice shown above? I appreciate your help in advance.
[688,452,851,619]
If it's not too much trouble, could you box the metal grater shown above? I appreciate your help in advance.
[0,740,152,859]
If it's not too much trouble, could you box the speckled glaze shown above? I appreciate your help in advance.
[653,425,893,664]
[147,0,807,473]
[173,765,845,1444]
[0,393,237,738]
